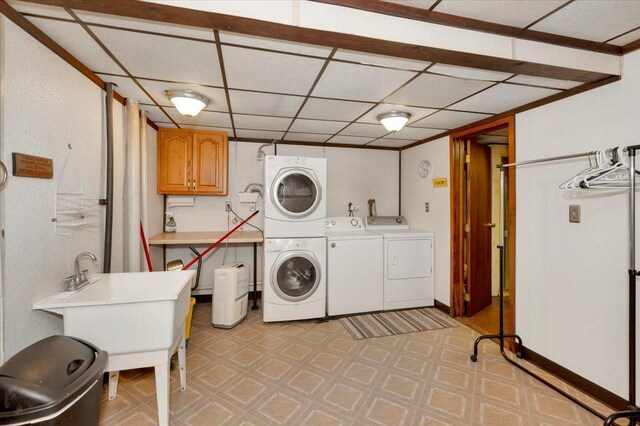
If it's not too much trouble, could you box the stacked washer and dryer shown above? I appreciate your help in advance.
[262,156,327,322]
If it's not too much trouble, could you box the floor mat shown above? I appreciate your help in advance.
[339,307,459,339]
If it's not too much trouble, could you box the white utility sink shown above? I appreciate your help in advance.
[33,270,195,426]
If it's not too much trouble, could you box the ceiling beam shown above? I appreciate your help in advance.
[14,0,616,83]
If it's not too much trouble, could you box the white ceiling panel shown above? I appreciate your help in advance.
[451,84,559,114]
[385,74,494,109]
[229,91,304,117]
[288,118,348,134]
[156,122,178,129]
[608,27,640,46]
[381,0,439,10]
[97,74,155,104]
[166,109,232,128]
[92,27,223,85]
[507,75,581,90]
[385,127,444,140]
[411,110,491,129]
[312,61,416,102]
[434,0,567,28]
[333,49,430,71]
[234,115,292,131]
[235,129,285,140]
[284,132,331,143]
[139,104,170,124]
[219,32,332,57]
[9,1,71,19]
[28,18,122,75]
[223,46,325,95]
[137,79,228,111]
[530,1,640,42]
[357,104,438,125]
[179,125,234,136]
[339,123,388,138]
[327,135,375,145]
[299,98,374,121]
[74,10,215,41]
[428,64,513,82]
[369,138,413,148]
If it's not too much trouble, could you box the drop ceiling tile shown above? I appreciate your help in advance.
[219,32,332,57]
[139,104,170,123]
[530,1,640,42]
[333,49,430,71]
[136,79,228,111]
[298,98,374,122]
[434,0,567,28]
[312,61,416,102]
[411,110,491,129]
[608,27,640,46]
[357,104,438,125]
[288,118,348,134]
[338,123,388,138]
[177,125,234,136]
[74,10,215,41]
[385,127,444,140]
[381,0,439,10]
[507,75,581,90]
[229,91,304,117]
[9,1,71,19]
[166,109,233,128]
[451,83,560,114]
[156,122,178,129]
[428,64,513,82]
[327,135,375,145]
[369,138,414,148]
[97,74,154,104]
[223,46,325,95]
[235,129,285,140]
[28,18,122,74]
[385,74,494,108]
[91,27,223,85]
[234,115,292,131]
[284,132,331,143]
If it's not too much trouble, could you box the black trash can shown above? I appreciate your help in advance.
[0,335,107,425]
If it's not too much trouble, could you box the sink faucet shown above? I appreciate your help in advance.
[64,252,97,291]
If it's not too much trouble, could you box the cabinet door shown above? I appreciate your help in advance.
[193,132,228,194]
[158,129,192,194]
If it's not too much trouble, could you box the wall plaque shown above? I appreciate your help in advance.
[432,178,448,187]
[12,153,53,179]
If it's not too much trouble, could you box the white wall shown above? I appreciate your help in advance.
[515,50,640,398]
[0,18,125,357]
[401,137,451,305]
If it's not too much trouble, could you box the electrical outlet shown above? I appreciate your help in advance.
[569,205,580,223]
[425,202,430,213]
[225,201,232,212]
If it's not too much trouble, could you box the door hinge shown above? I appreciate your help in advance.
[463,292,470,302]
[465,154,470,163]
[464,223,470,233]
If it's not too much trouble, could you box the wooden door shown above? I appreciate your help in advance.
[193,131,228,195]
[465,140,492,316]
[157,129,192,194]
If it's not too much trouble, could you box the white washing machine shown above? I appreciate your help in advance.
[366,216,434,310]
[326,217,383,316]
[263,237,326,322]
[264,156,327,238]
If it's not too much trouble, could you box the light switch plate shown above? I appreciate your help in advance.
[425,202,429,212]
[569,205,580,223]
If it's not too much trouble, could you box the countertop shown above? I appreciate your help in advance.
[149,231,263,245]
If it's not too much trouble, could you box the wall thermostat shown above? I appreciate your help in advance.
[418,160,431,178]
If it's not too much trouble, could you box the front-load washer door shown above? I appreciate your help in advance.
[271,252,321,302]
[272,168,321,218]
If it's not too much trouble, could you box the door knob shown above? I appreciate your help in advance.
[485,223,496,228]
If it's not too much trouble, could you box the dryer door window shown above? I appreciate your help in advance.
[272,169,321,218]
[272,252,321,302]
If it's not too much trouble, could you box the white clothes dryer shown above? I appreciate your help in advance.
[326,217,383,316]
[264,156,326,238]
[263,237,326,322]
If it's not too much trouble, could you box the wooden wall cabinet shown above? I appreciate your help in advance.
[157,128,228,195]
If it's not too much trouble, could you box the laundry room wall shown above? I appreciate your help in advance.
[400,136,451,307]
[0,18,126,358]
[515,50,640,398]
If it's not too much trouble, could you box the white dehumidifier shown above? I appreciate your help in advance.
[212,263,249,328]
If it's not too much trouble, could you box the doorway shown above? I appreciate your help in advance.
[450,116,515,340]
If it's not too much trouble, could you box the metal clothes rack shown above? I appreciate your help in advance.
[469,145,640,426]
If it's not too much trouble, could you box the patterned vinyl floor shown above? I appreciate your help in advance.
[99,302,611,425]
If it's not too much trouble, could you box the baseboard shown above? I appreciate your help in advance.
[434,299,451,315]
[522,345,627,411]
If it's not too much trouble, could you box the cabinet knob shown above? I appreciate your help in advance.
[193,179,196,191]
[187,180,191,190]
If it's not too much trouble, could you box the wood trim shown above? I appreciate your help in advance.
[434,299,450,316]
[213,30,237,138]
[146,117,159,131]
[311,0,621,56]
[522,345,626,411]
[17,0,615,83]
[623,38,640,55]
[230,137,399,151]
[449,137,464,317]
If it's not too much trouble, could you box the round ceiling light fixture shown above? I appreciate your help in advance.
[377,111,411,132]
[165,89,210,117]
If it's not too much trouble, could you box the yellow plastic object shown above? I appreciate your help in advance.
[185,297,196,340]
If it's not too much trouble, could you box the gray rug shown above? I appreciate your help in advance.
[339,307,459,340]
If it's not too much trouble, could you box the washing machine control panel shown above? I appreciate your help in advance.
[326,216,364,231]
[266,239,308,252]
